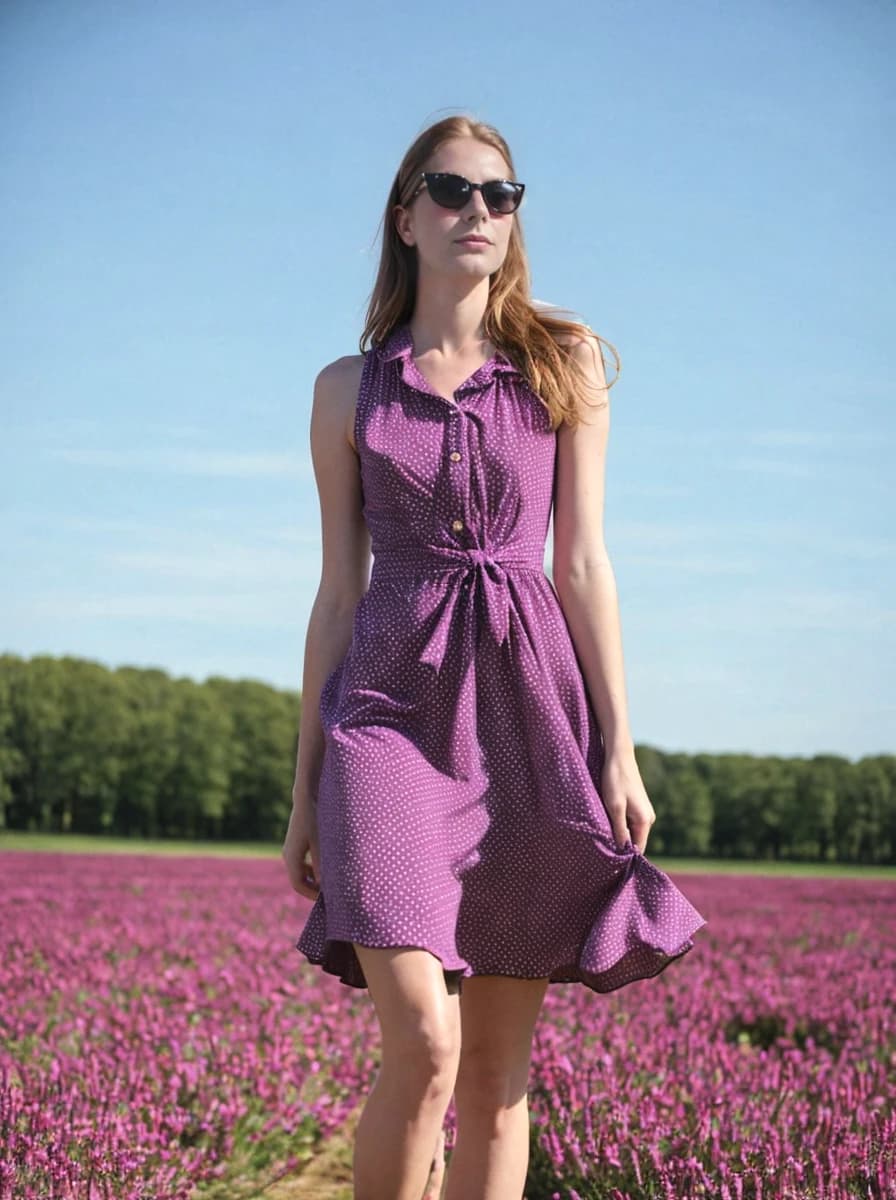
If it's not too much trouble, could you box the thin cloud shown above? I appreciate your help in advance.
[745,429,887,450]
[630,425,890,451]
[730,456,819,478]
[19,591,305,626]
[47,447,310,478]
[617,553,756,575]
[51,514,321,546]
[674,588,895,634]
[104,542,323,584]
[611,517,893,564]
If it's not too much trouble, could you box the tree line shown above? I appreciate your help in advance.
[0,654,893,864]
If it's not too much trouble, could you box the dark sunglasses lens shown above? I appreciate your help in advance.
[426,174,522,213]
[428,174,469,208]
[483,182,522,213]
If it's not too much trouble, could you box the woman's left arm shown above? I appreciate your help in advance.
[551,333,656,853]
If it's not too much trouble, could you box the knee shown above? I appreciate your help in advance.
[383,1017,460,1098]
[453,1053,529,1119]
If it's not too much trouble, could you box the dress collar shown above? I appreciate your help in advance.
[376,321,523,383]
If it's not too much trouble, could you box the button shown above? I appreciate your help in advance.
[451,519,464,531]
[449,451,461,461]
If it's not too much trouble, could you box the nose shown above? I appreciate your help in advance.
[462,188,491,219]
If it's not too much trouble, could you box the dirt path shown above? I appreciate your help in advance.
[263,1120,355,1199]
[262,1106,448,1200]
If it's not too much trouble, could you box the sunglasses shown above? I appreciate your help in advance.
[410,171,525,215]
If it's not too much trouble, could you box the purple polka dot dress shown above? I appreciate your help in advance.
[296,321,707,994]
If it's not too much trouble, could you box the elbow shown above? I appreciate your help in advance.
[316,580,368,619]
[552,547,614,597]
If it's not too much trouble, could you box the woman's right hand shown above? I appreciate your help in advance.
[282,796,321,901]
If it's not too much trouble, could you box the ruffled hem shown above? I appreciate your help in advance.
[293,926,700,993]
[296,925,468,993]
[295,932,700,995]
[295,855,707,995]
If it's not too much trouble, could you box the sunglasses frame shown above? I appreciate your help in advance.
[409,171,525,215]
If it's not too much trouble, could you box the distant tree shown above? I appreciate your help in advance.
[0,654,891,862]
[648,753,712,856]
[793,755,846,861]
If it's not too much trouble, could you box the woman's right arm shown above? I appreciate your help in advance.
[282,355,369,899]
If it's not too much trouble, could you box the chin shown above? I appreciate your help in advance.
[448,259,498,277]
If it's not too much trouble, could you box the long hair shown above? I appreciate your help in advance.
[359,113,621,430]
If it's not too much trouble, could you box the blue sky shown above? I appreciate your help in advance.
[1,1,892,760]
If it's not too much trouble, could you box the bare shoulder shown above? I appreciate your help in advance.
[552,325,609,430]
[314,353,366,453]
[552,325,607,371]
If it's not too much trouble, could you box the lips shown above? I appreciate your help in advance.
[456,237,491,245]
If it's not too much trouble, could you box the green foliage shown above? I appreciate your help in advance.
[0,653,299,844]
[0,652,893,863]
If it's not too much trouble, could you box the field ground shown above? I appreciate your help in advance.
[3,837,893,1198]
[2,830,894,879]
[221,1111,358,1200]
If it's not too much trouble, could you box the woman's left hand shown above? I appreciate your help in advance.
[599,748,656,853]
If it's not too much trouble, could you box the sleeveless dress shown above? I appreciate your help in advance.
[295,321,707,994]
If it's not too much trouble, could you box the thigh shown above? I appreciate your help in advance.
[454,975,550,1102]
[353,944,462,1059]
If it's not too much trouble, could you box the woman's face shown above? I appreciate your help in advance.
[394,137,517,282]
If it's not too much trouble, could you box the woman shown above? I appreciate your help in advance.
[282,113,707,1200]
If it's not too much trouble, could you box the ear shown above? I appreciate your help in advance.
[393,204,415,247]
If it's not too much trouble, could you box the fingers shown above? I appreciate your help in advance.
[603,805,630,851]
[294,862,321,900]
[282,840,322,901]
[627,818,652,854]
[300,842,322,898]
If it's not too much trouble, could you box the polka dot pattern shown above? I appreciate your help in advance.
[296,321,708,994]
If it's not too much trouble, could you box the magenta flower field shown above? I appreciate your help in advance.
[1,850,894,1200]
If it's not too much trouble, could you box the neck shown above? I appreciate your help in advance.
[407,279,492,358]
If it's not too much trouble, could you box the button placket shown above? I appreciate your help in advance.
[448,406,467,538]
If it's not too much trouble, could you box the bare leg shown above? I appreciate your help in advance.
[423,1125,447,1200]
[443,974,550,1200]
[352,945,462,1200]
